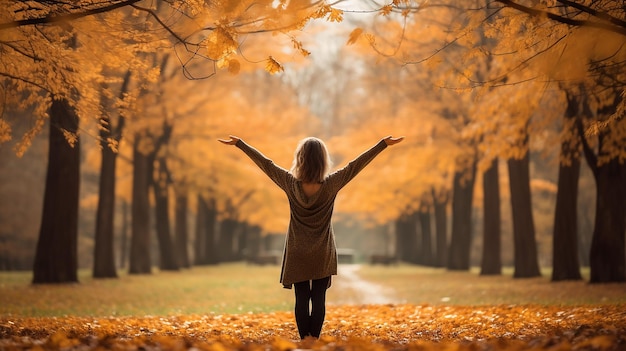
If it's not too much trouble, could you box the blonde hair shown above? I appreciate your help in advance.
[290,137,332,183]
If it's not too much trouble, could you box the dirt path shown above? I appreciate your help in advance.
[328,264,396,305]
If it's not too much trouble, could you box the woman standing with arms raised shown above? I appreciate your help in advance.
[218,135,404,339]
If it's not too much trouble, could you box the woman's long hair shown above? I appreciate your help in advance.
[290,137,332,183]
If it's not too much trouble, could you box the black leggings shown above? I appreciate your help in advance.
[293,276,330,339]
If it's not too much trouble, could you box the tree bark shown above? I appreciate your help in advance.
[32,98,80,284]
[175,190,190,268]
[153,158,178,271]
[93,132,118,278]
[447,158,477,271]
[577,94,626,283]
[481,158,501,275]
[129,135,153,274]
[203,197,218,264]
[588,158,626,283]
[508,151,541,278]
[120,199,129,269]
[552,93,582,281]
[432,189,448,267]
[194,194,206,265]
[93,71,130,278]
[219,218,239,262]
[418,207,433,266]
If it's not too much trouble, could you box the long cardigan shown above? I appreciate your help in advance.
[236,139,388,288]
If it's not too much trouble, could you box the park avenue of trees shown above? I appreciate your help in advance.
[0,1,624,284]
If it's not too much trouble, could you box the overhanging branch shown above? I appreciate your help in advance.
[0,0,142,31]
[495,0,626,36]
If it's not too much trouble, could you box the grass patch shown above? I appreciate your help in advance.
[356,264,626,305]
[0,263,293,317]
[1,263,624,318]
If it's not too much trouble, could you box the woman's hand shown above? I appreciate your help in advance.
[383,136,404,146]
[218,135,240,145]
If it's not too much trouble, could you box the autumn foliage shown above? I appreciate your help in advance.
[1,304,625,350]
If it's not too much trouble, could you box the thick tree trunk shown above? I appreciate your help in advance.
[508,152,541,278]
[175,191,190,268]
[93,137,118,278]
[129,136,152,274]
[481,158,501,275]
[589,158,626,283]
[432,189,448,267]
[32,98,80,284]
[576,94,625,282]
[552,95,582,281]
[447,159,477,271]
[418,208,433,266]
[153,158,178,271]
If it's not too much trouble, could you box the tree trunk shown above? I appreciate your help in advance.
[93,134,118,278]
[447,159,477,271]
[204,198,218,264]
[552,94,582,281]
[129,136,152,274]
[120,200,129,269]
[577,94,626,282]
[481,158,501,275]
[32,98,80,284]
[589,158,626,283]
[153,158,178,271]
[432,189,448,267]
[175,190,190,268]
[395,216,409,262]
[508,151,541,278]
[418,208,433,266]
[194,194,206,265]
[93,70,130,278]
[219,218,239,262]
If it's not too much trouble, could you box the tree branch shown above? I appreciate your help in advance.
[495,0,626,36]
[0,0,142,30]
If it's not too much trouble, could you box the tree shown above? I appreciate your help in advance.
[551,87,583,281]
[32,97,80,283]
[480,158,501,275]
[578,90,626,283]
[93,71,131,278]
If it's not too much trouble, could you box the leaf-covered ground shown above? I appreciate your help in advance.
[1,304,625,350]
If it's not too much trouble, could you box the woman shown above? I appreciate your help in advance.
[218,135,403,339]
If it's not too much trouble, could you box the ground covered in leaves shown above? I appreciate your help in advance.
[1,304,625,350]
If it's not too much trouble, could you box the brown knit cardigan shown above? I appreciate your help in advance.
[236,139,388,288]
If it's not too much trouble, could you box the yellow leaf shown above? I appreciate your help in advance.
[329,8,343,22]
[380,4,393,16]
[265,56,284,74]
[347,28,363,45]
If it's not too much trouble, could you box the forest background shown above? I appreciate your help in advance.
[0,0,624,285]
